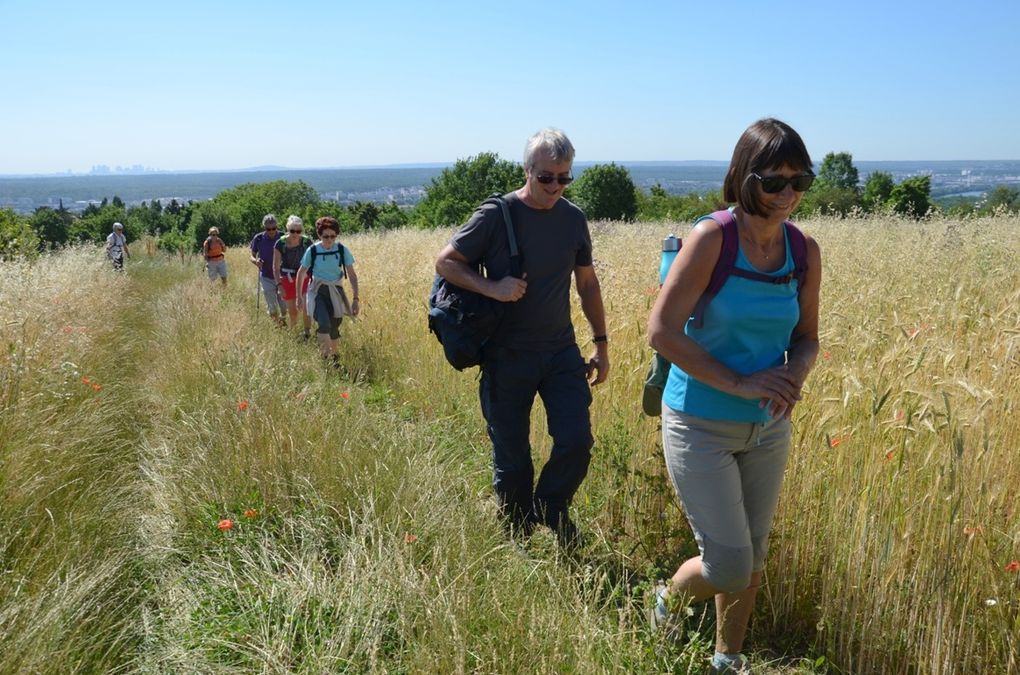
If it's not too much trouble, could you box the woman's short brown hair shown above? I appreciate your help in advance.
[315,216,340,236]
[723,118,813,217]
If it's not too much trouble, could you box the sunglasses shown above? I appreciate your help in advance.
[288,229,302,234]
[535,173,574,185]
[751,173,815,194]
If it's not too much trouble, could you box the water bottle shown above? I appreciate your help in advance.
[659,234,680,284]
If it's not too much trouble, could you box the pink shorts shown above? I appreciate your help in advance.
[279,274,310,301]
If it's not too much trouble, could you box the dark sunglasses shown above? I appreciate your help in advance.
[535,173,574,185]
[288,229,302,234]
[751,173,815,193]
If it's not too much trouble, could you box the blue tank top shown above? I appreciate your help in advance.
[662,228,800,422]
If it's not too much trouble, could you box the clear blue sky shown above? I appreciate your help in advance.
[2,0,1018,174]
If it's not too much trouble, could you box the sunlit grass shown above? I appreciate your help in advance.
[2,214,1019,673]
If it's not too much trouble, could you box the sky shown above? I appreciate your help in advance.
[2,0,1019,174]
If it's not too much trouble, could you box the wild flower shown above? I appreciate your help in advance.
[963,526,983,537]
[62,326,73,334]
[894,409,905,421]
[243,509,257,518]
[91,383,102,392]
[885,450,895,462]
[985,598,998,607]
[404,533,418,544]
[340,392,350,400]
[907,327,920,339]
[1006,561,1020,572]
[822,351,832,360]
[82,377,92,385]
[237,401,249,411]
[218,519,234,531]
[830,435,846,448]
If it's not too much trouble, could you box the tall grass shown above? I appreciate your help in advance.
[1,215,1018,674]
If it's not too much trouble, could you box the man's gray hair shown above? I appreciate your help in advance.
[523,128,575,171]
[262,214,277,226]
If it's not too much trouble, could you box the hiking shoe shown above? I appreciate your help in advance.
[711,652,751,674]
[649,581,670,632]
[553,517,586,551]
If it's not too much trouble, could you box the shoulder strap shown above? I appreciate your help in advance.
[483,194,522,278]
[784,221,808,291]
[691,209,739,329]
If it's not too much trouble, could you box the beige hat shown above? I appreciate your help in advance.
[209,227,220,235]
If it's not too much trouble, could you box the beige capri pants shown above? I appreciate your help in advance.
[661,405,792,593]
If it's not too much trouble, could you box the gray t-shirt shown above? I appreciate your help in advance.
[449,192,593,351]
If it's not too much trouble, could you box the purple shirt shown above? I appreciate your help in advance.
[250,231,280,278]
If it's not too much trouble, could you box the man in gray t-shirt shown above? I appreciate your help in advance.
[435,128,610,548]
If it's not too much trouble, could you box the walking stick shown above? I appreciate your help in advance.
[255,264,261,312]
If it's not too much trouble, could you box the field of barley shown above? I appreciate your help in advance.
[1,213,1018,674]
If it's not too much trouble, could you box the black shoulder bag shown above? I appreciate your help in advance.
[427,195,522,371]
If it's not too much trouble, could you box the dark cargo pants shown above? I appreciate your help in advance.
[479,343,594,532]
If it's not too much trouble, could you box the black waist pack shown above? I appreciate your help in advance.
[428,195,521,371]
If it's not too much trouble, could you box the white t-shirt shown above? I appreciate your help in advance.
[107,232,126,256]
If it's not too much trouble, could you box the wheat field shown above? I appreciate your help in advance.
[1,214,1018,674]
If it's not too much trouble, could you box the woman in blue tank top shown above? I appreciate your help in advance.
[647,118,822,673]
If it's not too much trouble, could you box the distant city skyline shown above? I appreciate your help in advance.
[2,0,1019,174]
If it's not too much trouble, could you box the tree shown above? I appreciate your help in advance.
[569,162,638,221]
[413,152,524,228]
[981,185,1020,214]
[0,208,39,259]
[30,207,69,246]
[797,151,861,216]
[817,152,860,191]
[888,175,933,218]
[861,171,895,212]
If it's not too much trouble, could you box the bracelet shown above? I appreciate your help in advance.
[353,296,360,300]
[592,334,608,344]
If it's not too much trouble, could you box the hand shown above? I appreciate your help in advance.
[586,345,610,386]
[735,364,801,413]
[296,296,304,309]
[351,298,360,318]
[490,273,527,302]
[252,258,262,268]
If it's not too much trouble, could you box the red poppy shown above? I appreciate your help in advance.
[404,533,418,544]
[340,392,350,400]
[822,351,832,360]
[218,519,234,531]
[830,436,845,448]
[243,509,258,518]
[63,326,73,334]
[82,377,92,385]
[885,450,895,462]
[894,409,905,421]
[237,401,249,411]
[91,383,102,392]
[1006,561,1020,572]
[963,526,983,537]
[907,328,920,339]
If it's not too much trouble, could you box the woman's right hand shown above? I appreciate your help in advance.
[734,364,801,412]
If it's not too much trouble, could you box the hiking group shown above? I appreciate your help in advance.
[153,118,817,674]
[247,214,360,366]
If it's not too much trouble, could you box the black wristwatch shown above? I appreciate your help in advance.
[592,334,608,344]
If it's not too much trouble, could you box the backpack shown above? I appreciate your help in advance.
[642,209,809,416]
[307,242,346,279]
[427,194,521,371]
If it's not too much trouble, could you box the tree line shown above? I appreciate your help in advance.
[3,151,1018,260]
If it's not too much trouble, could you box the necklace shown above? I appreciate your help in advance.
[735,212,777,260]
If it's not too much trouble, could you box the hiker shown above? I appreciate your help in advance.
[646,118,821,673]
[106,222,129,271]
[249,214,284,326]
[274,215,313,340]
[295,216,359,365]
[433,128,609,548]
[203,226,228,285]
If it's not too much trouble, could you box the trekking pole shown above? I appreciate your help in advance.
[255,266,261,313]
